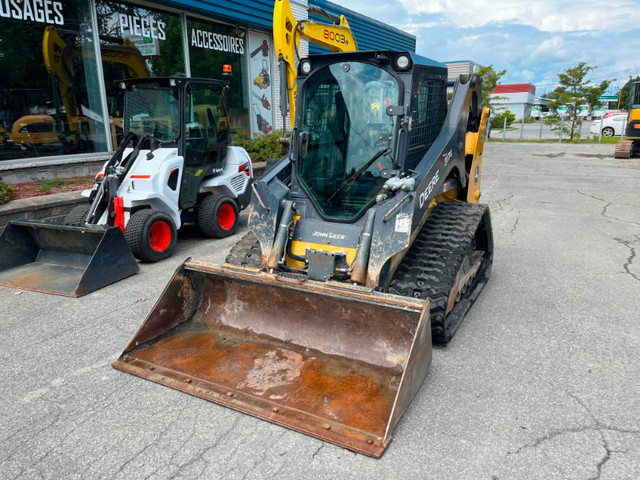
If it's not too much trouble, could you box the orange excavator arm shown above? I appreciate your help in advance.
[273,0,357,128]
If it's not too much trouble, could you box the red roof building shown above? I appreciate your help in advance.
[491,83,537,119]
[494,83,536,95]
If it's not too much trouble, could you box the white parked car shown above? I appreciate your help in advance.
[590,114,628,137]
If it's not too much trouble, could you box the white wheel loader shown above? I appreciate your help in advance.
[0,76,253,296]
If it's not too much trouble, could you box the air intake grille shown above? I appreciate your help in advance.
[405,74,447,171]
[230,173,246,193]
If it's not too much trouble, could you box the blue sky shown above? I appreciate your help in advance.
[332,0,640,95]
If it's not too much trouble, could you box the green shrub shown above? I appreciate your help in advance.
[0,177,14,205]
[232,130,287,163]
[490,109,516,129]
[36,177,87,193]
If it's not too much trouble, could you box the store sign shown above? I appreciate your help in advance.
[130,35,159,56]
[191,28,244,54]
[118,14,166,41]
[0,0,64,25]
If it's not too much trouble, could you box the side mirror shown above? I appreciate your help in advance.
[297,131,309,160]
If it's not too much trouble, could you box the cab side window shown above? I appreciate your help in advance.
[184,83,229,168]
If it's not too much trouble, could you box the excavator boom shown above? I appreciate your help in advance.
[273,0,356,128]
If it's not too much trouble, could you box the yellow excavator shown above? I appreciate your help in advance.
[11,26,149,151]
[113,1,493,458]
[273,0,357,128]
[615,80,640,158]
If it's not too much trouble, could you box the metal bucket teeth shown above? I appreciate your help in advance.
[113,261,432,457]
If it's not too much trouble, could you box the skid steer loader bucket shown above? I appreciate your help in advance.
[113,261,431,457]
[0,219,139,297]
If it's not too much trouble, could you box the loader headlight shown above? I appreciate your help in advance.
[395,55,411,70]
[300,60,312,75]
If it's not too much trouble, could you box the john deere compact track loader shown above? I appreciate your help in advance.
[114,51,494,457]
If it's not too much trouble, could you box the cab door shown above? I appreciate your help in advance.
[179,81,230,209]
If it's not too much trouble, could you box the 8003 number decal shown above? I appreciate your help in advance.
[324,29,349,45]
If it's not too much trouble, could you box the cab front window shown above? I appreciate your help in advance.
[297,62,400,221]
[124,83,180,143]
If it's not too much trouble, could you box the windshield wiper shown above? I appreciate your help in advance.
[327,147,391,202]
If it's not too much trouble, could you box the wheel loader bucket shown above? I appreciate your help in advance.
[0,219,139,297]
[113,261,431,457]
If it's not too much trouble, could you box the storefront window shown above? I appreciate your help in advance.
[186,17,249,133]
[96,0,185,147]
[0,1,107,160]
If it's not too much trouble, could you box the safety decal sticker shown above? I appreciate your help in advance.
[395,213,411,233]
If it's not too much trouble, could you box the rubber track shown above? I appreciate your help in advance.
[388,202,491,344]
[225,231,262,268]
[614,139,639,159]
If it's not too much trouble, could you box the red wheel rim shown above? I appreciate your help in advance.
[148,220,171,252]
[218,203,236,231]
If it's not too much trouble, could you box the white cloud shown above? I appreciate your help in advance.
[399,22,439,35]
[521,69,536,82]
[530,36,568,61]
[397,0,640,32]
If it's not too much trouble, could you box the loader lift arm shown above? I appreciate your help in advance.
[273,0,357,128]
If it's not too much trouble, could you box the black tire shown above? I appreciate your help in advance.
[124,209,177,262]
[198,193,239,238]
[65,204,91,225]
[225,231,262,268]
[602,127,615,137]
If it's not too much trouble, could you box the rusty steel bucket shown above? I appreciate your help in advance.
[113,260,431,457]
[0,219,139,297]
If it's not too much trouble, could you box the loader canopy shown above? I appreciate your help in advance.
[297,62,400,220]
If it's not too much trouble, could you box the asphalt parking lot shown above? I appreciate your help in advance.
[1,142,639,479]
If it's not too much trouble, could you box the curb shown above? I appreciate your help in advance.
[0,162,268,233]
[0,190,86,232]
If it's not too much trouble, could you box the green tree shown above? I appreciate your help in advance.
[477,64,506,108]
[547,62,611,140]
[490,109,515,129]
[619,76,640,111]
